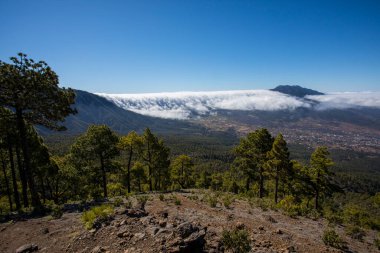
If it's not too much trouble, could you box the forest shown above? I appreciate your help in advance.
[1,54,380,251]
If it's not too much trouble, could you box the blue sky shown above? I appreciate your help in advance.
[0,0,379,93]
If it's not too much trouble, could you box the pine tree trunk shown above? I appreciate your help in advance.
[15,144,29,207]
[16,144,29,207]
[315,189,319,209]
[40,176,46,204]
[274,174,279,204]
[7,139,21,210]
[1,155,13,212]
[100,155,107,198]
[245,177,250,192]
[126,148,133,193]
[16,109,41,207]
[148,165,153,191]
[259,168,264,198]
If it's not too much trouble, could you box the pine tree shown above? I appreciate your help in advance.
[234,128,273,197]
[119,131,143,193]
[309,146,334,209]
[266,133,290,203]
[70,125,119,199]
[0,53,77,207]
[170,155,194,189]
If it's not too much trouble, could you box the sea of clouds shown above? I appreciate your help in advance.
[97,90,380,120]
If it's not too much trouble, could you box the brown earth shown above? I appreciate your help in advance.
[0,191,379,253]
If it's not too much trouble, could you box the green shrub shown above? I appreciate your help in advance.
[223,194,234,209]
[81,205,114,230]
[174,197,181,205]
[136,195,149,209]
[51,204,63,219]
[222,228,251,253]
[159,194,165,201]
[345,226,366,241]
[113,197,123,207]
[207,194,218,208]
[374,238,380,250]
[277,196,300,217]
[188,195,198,201]
[322,229,346,250]
[249,197,274,211]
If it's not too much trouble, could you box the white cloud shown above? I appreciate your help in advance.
[306,92,380,110]
[96,90,380,120]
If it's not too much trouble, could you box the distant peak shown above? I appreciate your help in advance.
[271,85,324,97]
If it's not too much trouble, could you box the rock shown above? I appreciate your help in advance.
[147,226,160,236]
[155,228,169,237]
[91,246,107,253]
[276,229,283,234]
[41,228,49,234]
[16,244,38,253]
[133,233,145,241]
[119,219,126,226]
[176,222,197,238]
[89,228,97,234]
[258,225,265,231]
[92,215,113,229]
[181,228,206,251]
[285,245,296,253]
[117,228,129,237]
[125,209,147,218]
[264,215,277,223]
[114,207,127,215]
[159,220,167,227]
[159,210,169,219]
[235,221,245,230]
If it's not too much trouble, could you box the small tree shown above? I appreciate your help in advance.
[234,128,273,197]
[118,131,143,193]
[70,125,119,198]
[131,161,146,192]
[170,155,194,189]
[309,146,334,209]
[266,133,290,203]
[141,128,170,191]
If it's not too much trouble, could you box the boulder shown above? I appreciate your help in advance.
[15,244,38,253]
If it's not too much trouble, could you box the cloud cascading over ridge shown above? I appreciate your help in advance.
[97,90,380,120]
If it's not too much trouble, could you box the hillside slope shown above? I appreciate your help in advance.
[38,90,206,136]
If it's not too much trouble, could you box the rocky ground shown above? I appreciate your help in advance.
[0,191,379,253]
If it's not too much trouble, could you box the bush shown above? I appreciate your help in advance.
[345,226,366,241]
[113,197,123,207]
[277,195,300,217]
[222,228,251,253]
[174,197,181,206]
[322,229,346,250]
[136,195,149,210]
[159,194,165,201]
[375,238,380,250]
[51,204,63,219]
[249,197,274,211]
[81,205,114,230]
[187,195,198,201]
[207,194,218,208]
[223,194,234,209]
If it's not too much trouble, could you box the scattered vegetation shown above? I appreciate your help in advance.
[221,228,251,253]
[345,226,366,241]
[222,194,233,209]
[81,205,114,230]
[322,229,346,250]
